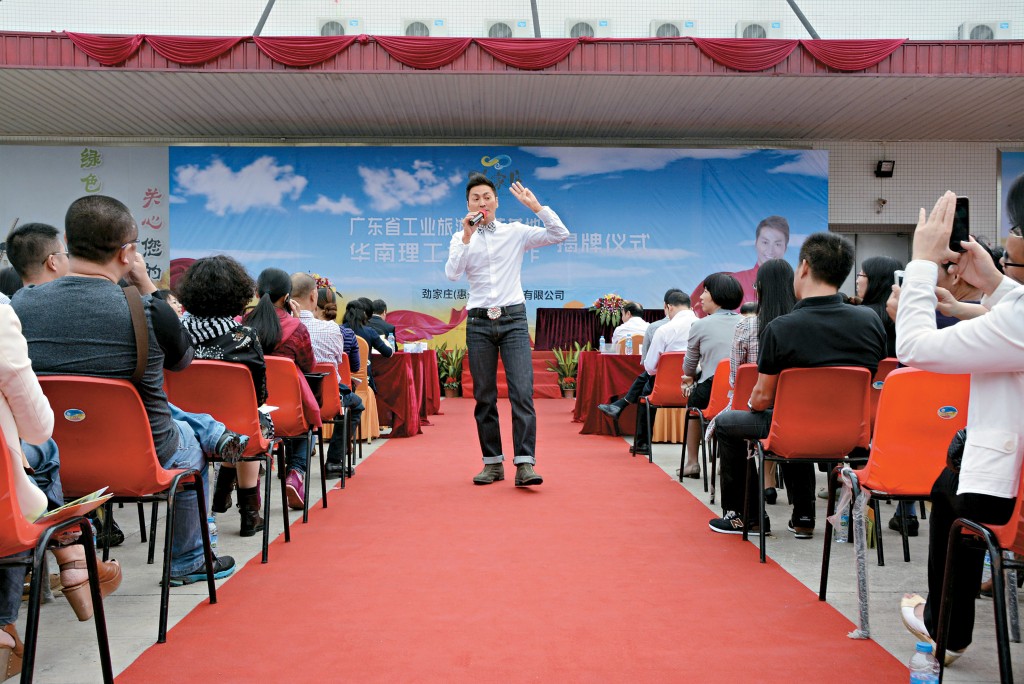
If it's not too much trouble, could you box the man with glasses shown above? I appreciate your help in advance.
[4,222,70,288]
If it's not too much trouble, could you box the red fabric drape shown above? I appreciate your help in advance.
[691,38,799,71]
[801,38,906,71]
[65,32,143,66]
[253,35,358,67]
[475,38,578,70]
[373,36,473,69]
[145,35,242,65]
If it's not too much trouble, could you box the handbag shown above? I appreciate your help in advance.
[947,428,966,474]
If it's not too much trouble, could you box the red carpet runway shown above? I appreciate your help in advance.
[119,397,905,682]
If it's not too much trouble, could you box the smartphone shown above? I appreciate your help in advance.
[949,197,969,253]
[893,269,905,287]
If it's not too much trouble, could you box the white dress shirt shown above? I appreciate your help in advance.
[611,315,650,345]
[444,206,569,309]
[644,309,698,375]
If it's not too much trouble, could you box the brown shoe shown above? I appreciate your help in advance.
[473,463,504,485]
[515,463,543,487]
[2,624,23,681]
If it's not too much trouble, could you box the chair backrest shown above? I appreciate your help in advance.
[314,361,343,422]
[646,352,686,407]
[338,352,353,388]
[354,336,370,384]
[762,366,872,459]
[701,358,733,418]
[869,357,901,431]
[861,368,969,495]
[264,357,311,438]
[164,360,269,457]
[615,334,644,355]
[39,376,178,497]
[732,363,759,411]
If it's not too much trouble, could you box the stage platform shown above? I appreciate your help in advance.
[459,350,562,399]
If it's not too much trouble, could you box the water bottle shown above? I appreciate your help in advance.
[207,515,218,549]
[908,641,939,682]
[625,337,633,355]
[834,508,850,543]
[598,335,605,353]
[387,332,396,349]
[982,550,992,584]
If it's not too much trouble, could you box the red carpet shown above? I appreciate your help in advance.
[119,398,905,683]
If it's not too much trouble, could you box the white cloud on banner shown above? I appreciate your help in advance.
[767,151,828,178]
[171,249,314,261]
[359,160,453,212]
[525,147,751,180]
[300,194,362,215]
[173,156,307,216]
[589,246,698,260]
[523,261,652,282]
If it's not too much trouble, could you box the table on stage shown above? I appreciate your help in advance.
[371,351,441,438]
[572,350,687,442]
[533,308,663,351]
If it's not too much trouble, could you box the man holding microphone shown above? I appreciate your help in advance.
[445,174,570,486]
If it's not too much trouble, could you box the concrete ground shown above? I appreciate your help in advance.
[11,407,1024,683]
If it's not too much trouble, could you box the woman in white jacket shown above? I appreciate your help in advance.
[895,190,1024,665]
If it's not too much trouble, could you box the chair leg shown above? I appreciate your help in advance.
[678,411,689,482]
[300,437,312,524]
[1008,559,1021,643]
[757,450,767,563]
[919,499,927,520]
[645,403,653,464]
[158,493,175,643]
[698,415,709,493]
[147,501,159,565]
[709,436,718,506]
[819,465,840,600]
[988,540,1015,682]
[338,415,348,490]
[101,500,113,563]
[79,520,114,683]
[191,474,218,604]
[631,400,641,457]
[137,502,147,544]
[873,499,885,567]
[898,502,911,563]
[277,442,291,542]
[316,427,328,509]
[260,453,272,564]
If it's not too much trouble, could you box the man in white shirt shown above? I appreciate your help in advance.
[445,174,569,487]
[643,292,698,377]
[291,272,364,479]
[610,301,649,346]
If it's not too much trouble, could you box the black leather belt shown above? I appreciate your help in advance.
[467,303,525,320]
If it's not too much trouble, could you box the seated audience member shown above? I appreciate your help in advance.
[1,304,123,678]
[679,273,743,477]
[177,255,267,537]
[12,195,241,586]
[317,287,361,381]
[610,301,649,346]
[739,302,758,316]
[366,298,396,339]
[343,299,393,393]
[708,232,886,537]
[291,273,364,479]
[242,267,319,510]
[0,267,22,300]
[857,256,904,358]
[153,288,185,317]
[899,238,1007,326]
[896,190,1024,664]
[4,222,70,291]
[720,259,795,503]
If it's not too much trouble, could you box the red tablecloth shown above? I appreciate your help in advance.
[534,308,663,351]
[372,353,422,437]
[416,352,442,416]
[572,351,645,435]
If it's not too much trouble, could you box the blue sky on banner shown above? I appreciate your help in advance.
[168,146,827,315]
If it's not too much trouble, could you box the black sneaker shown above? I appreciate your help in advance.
[324,461,346,480]
[788,516,815,539]
[215,431,249,464]
[888,514,920,537]
[709,511,769,535]
[168,555,237,587]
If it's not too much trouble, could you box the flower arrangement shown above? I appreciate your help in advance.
[442,376,460,390]
[310,272,334,291]
[546,342,591,393]
[436,342,467,394]
[590,293,625,327]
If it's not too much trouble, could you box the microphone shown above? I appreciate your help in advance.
[469,211,486,227]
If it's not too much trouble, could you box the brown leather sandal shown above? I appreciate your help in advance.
[59,558,123,622]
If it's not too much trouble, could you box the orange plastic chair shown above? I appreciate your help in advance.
[313,361,355,489]
[704,363,760,506]
[614,333,645,355]
[935,459,1024,682]
[818,368,969,600]
[39,376,218,644]
[0,425,114,683]
[633,352,686,463]
[680,358,732,493]
[742,366,873,563]
[265,357,323,524]
[354,335,381,443]
[869,356,900,432]
[164,360,277,562]
[337,352,363,464]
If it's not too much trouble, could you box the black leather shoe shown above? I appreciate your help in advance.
[598,403,622,419]
[324,461,346,480]
[764,487,777,505]
[888,514,919,537]
[632,442,652,456]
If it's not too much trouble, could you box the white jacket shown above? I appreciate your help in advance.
[896,260,1024,499]
[0,304,52,520]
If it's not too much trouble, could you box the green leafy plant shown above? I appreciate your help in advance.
[436,342,467,390]
[589,293,625,327]
[546,341,591,390]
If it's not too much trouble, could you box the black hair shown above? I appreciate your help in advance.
[665,291,690,308]
[702,272,744,311]
[343,299,369,330]
[0,266,23,297]
[1008,173,1024,229]
[177,255,256,318]
[466,173,496,200]
[242,267,291,354]
[622,301,643,318]
[798,232,855,288]
[662,288,683,304]
[65,195,136,263]
[5,222,60,279]
[739,302,758,315]
[317,287,337,310]
[372,298,387,315]
[753,259,796,343]
[860,256,904,307]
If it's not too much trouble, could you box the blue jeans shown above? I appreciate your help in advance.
[327,393,364,464]
[465,305,536,465]
[1,439,63,624]
[164,419,212,576]
[168,403,226,456]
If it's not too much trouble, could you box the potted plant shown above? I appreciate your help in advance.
[546,342,590,399]
[436,342,467,398]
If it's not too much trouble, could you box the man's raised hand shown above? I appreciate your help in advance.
[509,181,542,213]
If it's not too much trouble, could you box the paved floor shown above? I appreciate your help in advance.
[12,404,1024,682]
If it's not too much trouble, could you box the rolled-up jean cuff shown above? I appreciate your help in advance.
[482,454,504,465]
[512,455,535,465]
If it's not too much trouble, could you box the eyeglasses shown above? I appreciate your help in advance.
[120,238,140,250]
[41,250,69,265]
[856,273,867,279]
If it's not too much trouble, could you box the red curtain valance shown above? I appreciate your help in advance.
[476,38,578,71]
[59,33,908,73]
[253,35,359,67]
[691,38,799,71]
[801,39,906,71]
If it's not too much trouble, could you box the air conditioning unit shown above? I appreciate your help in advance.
[735,20,783,38]
[318,18,362,36]
[403,19,448,37]
[958,21,1010,40]
[485,19,532,38]
[565,18,612,39]
[649,20,698,38]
